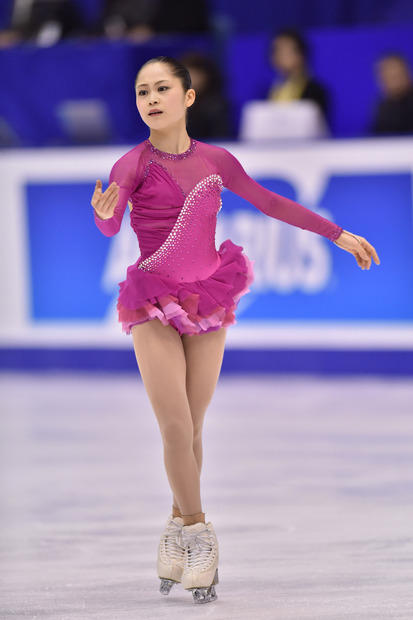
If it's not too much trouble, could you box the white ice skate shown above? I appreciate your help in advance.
[157,515,185,595]
[181,522,219,604]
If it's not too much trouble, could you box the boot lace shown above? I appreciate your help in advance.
[161,519,184,563]
[182,527,215,571]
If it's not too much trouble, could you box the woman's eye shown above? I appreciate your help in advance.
[158,86,169,92]
[138,90,147,96]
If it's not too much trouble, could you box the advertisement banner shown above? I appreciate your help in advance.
[1,138,412,351]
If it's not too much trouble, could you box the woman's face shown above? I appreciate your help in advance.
[135,62,195,131]
[377,58,412,98]
[271,36,305,75]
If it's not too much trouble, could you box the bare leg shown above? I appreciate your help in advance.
[132,319,201,515]
[171,328,227,511]
[183,328,226,471]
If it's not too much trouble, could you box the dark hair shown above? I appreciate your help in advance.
[273,29,309,60]
[135,56,192,91]
[179,52,224,94]
[378,52,411,69]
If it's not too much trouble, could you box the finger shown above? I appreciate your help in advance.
[356,251,369,270]
[105,182,118,193]
[106,190,119,211]
[359,248,372,269]
[94,181,117,200]
[107,183,119,195]
[100,183,118,201]
[354,253,363,268]
[362,253,371,270]
[370,246,380,265]
[356,240,371,262]
[92,181,119,215]
[97,185,119,214]
[91,180,103,207]
[104,185,119,205]
[91,190,102,208]
[101,183,118,202]
[361,238,380,266]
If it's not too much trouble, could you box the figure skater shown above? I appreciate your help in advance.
[91,56,380,605]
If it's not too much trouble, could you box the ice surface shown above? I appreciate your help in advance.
[1,373,413,619]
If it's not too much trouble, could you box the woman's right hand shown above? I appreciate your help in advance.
[91,180,119,220]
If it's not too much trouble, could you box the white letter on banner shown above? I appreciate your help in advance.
[216,211,332,294]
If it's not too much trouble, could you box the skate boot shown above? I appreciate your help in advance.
[181,522,219,604]
[157,515,185,595]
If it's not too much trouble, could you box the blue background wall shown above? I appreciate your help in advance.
[1,26,413,145]
[2,0,413,31]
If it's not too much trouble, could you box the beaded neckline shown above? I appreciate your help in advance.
[145,138,197,160]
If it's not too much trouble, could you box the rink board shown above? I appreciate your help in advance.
[0,138,412,371]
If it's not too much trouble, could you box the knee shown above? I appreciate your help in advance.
[188,403,206,441]
[192,423,203,443]
[161,418,194,452]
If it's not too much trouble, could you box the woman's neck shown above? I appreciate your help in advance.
[286,66,308,81]
[149,128,191,154]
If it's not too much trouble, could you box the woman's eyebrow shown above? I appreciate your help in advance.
[136,80,170,88]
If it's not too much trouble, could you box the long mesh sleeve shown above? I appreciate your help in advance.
[219,148,343,242]
[94,147,142,237]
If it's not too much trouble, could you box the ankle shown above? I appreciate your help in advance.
[172,504,182,519]
[182,512,205,526]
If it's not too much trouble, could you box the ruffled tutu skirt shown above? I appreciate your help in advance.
[117,239,254,336]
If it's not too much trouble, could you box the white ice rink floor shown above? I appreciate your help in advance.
[1,372,413,619]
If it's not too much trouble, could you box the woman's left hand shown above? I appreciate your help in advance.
[334,230,380,270]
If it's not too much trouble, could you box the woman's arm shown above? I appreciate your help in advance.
[221,148,342,240]
[92,149,140,237]
[220,148,380,269]
[92,180,128,237]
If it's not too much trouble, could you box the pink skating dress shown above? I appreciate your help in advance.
[94,139,343,336]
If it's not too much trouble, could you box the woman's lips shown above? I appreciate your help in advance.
[149,110,163,116]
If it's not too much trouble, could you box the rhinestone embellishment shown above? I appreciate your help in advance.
[329,226,344,242]
[145,139,197,161]
[138,174,223,280]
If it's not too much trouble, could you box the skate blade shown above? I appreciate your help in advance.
[190,569,219,604]
[192,585,217,604]
[159,578,179,595]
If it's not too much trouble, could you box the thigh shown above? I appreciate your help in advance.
[181,328,227,427]
[131,319,191,431]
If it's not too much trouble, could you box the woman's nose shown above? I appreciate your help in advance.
[149,92,159,104]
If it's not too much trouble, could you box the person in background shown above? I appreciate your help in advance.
[372,53,413,135]
[100,0,209,42]
[100,0,160,41]
[0,0,84,47]
[268,29,329,123]
[179,52,232,140]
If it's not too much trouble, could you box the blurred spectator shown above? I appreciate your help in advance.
[100,0,160,41]
[100,0,209,41]
[267,29,329,123]
[0,0,84,47]
[372,53,413,134]
[180,52,231,140]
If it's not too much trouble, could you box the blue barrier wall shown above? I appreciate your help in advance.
[1,139,412,373]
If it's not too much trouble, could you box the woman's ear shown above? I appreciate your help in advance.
[186,88,196,108]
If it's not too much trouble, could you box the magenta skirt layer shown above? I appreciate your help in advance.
[117,239,255,336]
